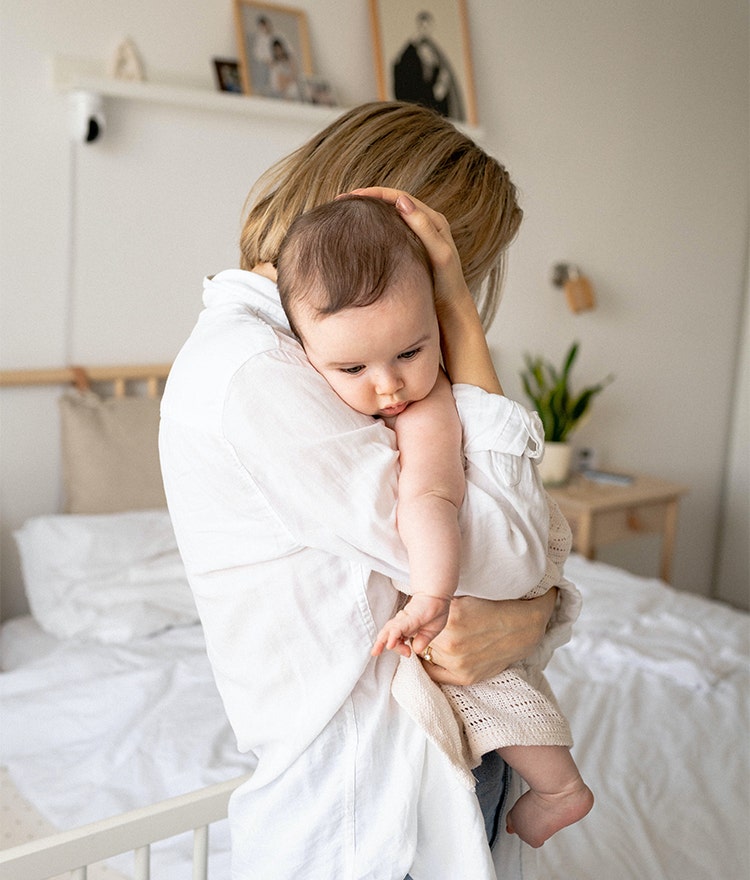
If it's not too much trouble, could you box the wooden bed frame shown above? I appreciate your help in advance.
[0,363,172,395]
[0,363,248,880]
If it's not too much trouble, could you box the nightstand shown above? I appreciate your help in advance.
[547,472,689,583]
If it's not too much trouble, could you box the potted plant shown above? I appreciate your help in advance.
[520,342,613,485]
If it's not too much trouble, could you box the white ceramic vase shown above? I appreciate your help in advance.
[537,441,573,487]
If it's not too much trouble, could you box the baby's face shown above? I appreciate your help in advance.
[296,267,441,418]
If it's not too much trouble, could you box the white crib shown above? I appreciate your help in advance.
[0,775,248,880]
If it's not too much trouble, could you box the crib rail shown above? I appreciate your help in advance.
[0,775,249,880]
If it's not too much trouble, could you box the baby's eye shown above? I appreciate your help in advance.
[341,365,365,375]
[399,348,421,360]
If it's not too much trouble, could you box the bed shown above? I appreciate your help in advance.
[0,366,748,880]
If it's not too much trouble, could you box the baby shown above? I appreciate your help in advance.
[277,195,593,848]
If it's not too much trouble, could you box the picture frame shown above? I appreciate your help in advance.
[368,0,478,126]
[233,0,313,101]
[303,76,338,107]
[212,58,243,93]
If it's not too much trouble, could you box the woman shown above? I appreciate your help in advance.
[160,101,569,879]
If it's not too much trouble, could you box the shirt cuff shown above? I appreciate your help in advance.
[452,385,544,459]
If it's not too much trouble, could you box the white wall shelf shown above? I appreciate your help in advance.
[52,55,483,139]
[52,55,344,126]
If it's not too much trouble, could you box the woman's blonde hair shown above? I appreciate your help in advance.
[239,101,522,328]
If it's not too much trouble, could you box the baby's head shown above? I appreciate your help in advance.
[277,196,441,418]
[278,195,433,335]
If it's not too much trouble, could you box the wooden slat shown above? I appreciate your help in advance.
[192,826,209,880]
[0,364,172,388]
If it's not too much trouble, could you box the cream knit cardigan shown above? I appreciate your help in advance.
[391,495,581,789]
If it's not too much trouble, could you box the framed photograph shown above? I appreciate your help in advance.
[233,0,313,101]
[212,58,243,93]
[368,0,478,125]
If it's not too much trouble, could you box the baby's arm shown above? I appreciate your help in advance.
[372,370,465,658]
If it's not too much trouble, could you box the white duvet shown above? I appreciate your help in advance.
[0,621,254,878]
[1,555,748,880]
[538,556,749,880]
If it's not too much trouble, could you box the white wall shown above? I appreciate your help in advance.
[1,0,748,618]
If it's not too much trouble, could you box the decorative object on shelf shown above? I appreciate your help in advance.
[213,58,243,93]
[109,38,146,82]
[233,0,313,101]
[303,75,338,107]
[368,0,477,126]
[52,55,342,125]
[520,342,613,486]
[551,263,596,313]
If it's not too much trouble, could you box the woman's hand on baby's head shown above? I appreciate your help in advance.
[348,187,476,321]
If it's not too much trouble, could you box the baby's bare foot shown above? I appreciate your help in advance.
[506,780,594,848]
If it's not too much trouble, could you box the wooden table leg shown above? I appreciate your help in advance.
[577,512,595,560]
[660,499,679,583]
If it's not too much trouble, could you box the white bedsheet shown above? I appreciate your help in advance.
[0,621,255,878]
[1,555,748,880]
[538,555,750,880]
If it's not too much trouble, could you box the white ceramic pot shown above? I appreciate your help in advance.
[537,441,573,487]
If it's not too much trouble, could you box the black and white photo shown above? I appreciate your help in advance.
[369,0,477,124]
[234,1,312,100]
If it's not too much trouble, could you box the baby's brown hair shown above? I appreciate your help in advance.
[277,195,433,338]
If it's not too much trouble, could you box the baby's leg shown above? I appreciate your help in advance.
[498,744,594,848]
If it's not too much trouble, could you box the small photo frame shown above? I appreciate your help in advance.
[368,0,478,125]
[212,58,243,93]
[303,76,338,107]
[233,0,313,101]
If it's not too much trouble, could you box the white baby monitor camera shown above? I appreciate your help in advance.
[69,91,106,144]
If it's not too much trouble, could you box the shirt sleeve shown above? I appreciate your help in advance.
[452,384,550,599]
[222,348,548,595]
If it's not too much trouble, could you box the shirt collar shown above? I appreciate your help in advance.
[203,269,290,331]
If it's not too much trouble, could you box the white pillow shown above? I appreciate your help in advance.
[14,511,198,643]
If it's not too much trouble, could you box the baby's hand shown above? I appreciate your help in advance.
[371,594,452,659]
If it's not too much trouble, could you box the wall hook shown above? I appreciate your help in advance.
[551,263,596,313]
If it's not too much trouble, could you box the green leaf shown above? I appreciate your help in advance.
[561,342,579,382]
[518,343,613,442]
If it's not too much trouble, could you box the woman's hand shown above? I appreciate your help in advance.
[419,590,558,686]
[348,187,503,395]
[348,187,472,319]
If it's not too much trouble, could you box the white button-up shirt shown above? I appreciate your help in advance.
[159,270,554,879]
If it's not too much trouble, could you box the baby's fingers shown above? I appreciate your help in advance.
[371,637,411,658]
[371,619,412,658]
